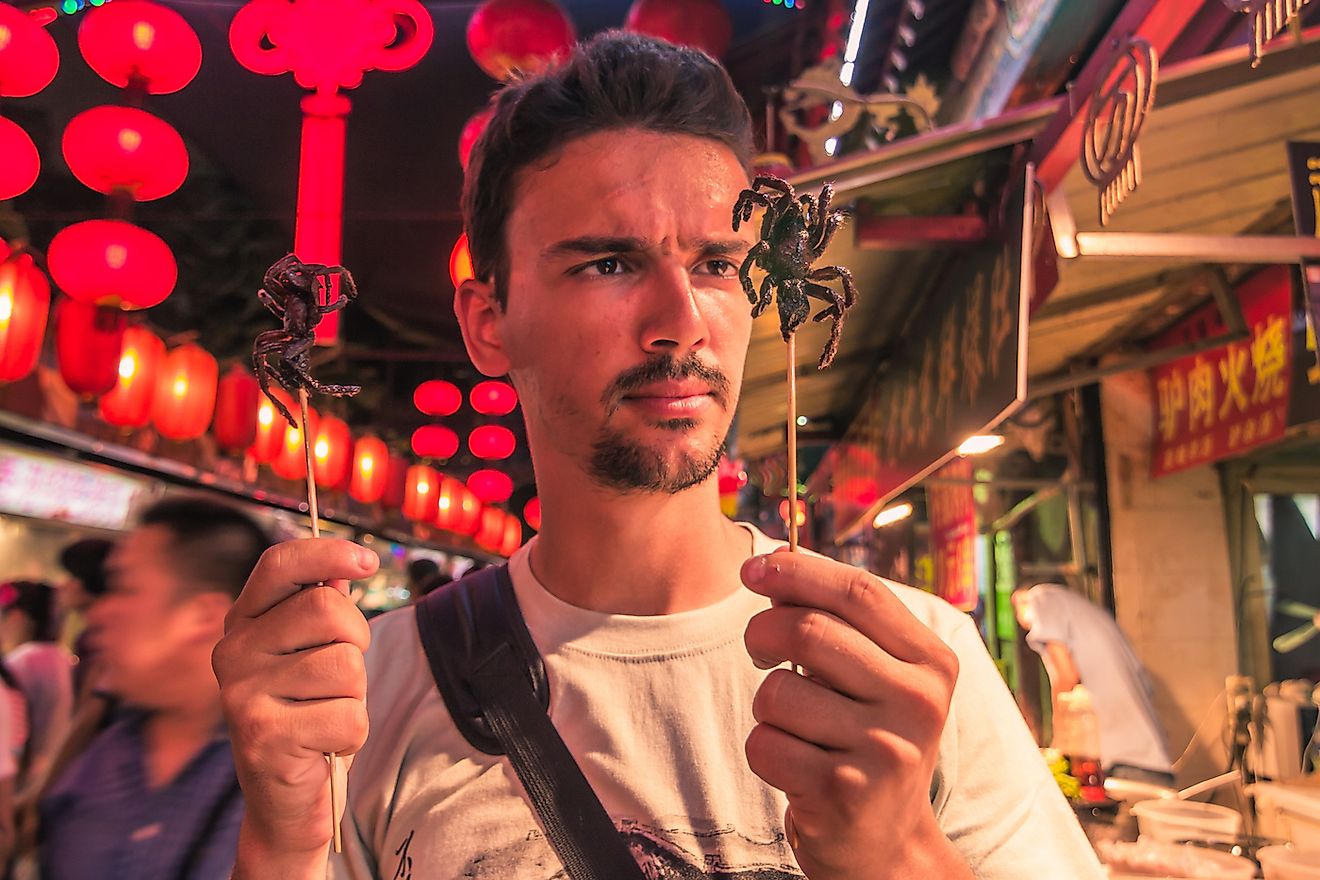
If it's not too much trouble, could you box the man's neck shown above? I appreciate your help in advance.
[142,684,225,789]
[529,471,753,615]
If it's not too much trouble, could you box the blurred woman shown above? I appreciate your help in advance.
[0,581,73,790]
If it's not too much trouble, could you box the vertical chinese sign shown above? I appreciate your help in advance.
[1149,267,1292,477]
[928,457,978,612]
[1287,141,1320,372]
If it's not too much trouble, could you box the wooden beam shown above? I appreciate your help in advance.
[1029,0,1205,193]
[855,214,988,249]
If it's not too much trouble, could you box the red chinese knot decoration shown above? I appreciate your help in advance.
[465,0,575,82]
[63,105,190,201]
[98,324,165,428]
[79,0,203,93]
[0,249,50,384]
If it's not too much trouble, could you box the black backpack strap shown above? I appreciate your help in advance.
[414,566,645,880]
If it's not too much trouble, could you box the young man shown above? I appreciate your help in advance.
[39,498,270,880]
[214,34,1104,880]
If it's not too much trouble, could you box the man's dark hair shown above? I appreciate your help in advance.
[407,558,440,588]
[59,538,114,599]
[0,581,59,642]
[462,31,755,307]
[138,496,272,600]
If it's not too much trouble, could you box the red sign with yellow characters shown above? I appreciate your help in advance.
[1150,267,1292,478]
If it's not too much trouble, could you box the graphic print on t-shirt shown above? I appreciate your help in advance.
[450,819,805,879]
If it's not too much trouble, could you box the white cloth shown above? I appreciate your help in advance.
[1022,584,1173,775]
[334,526,1103,880]
[4,641,74,780]
[0,677,15,780]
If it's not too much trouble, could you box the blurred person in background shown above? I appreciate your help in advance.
[37,497,270,880]
[54,538,114,700]
[405,558,452,605]
[1012,584,1174,786]
[0,581,72,791]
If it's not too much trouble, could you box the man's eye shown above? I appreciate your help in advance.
[579,258,625,276]
[698,259,736,278]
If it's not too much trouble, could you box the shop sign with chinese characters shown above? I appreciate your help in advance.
[928,457,978,612]
[830,165,1034,537]
[1149,267,1292,478]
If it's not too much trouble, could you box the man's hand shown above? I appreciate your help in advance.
[741,550,972,880]
[212,539,377,877]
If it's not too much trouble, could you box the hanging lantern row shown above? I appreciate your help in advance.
[416,376,521,417]
[0,249,51,384]
[0,1,60,201]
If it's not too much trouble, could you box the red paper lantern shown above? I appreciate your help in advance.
[79,0,202,94]
[0,251,51,384]
[468,468,513,504]
[0,117,39,200]
[474,505,505,551]
[213,367,260,452]
[63,105,189,201]
[432,475,461,532]
[47,220,177,310]
[56,300,125,397]
[453,483,482,535]
[499,514,522,556]
[402,463,439,522]
[250,386,293,463]
[624,0,732,58]
[412,424,459,460]
[0,3,59,97]
[271,406,318,480]
[151,343,217,441]
[98,324,164,428]
[414,379,462,416]
[349,435,389,503]
[382,453,410,509]
[469,424,516,460]
[778,498,807,528]
[449,234,474,289]
[312,414,352,487]
[523,496,541,532]
[458,108,492,171]
[466,0,575,81]
[470,380,517,416]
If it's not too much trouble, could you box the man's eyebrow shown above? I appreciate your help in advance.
[692,238,752,257]
[542,236,648,259]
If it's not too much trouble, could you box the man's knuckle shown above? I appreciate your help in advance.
[843,570,882,609]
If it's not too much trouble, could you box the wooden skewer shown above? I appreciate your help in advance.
[298,388,343,855]
[786,336,799,554]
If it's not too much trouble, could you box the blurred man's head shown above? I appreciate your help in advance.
[407,558,440,592]
[0,580,59,650]
[57,537,113,615]
[91,497,270,710]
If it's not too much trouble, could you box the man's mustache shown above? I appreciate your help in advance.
[602,354,732,415]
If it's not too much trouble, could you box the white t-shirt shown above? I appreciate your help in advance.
[335,527,1103,879]
[1022,584,1173,775]
[4,641,73,780]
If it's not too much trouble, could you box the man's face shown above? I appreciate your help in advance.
[89,526,209,707]
[495,129,754,493]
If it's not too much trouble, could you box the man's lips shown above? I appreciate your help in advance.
[623,382,714,400]
[621,383,716,415]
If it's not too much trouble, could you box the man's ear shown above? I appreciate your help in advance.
[454,277,512,378]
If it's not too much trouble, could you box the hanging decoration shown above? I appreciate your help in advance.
[414,379,462,416]
[312,414,352,487]
[79,0,202,92]
[250,384,293,462]
[151,342,218,440]
[449,234,474,288]
[1082,36,1158,226]
[213,366,261,451]
[458,107,492,171]
[432,474,462,532]
[470,379,517,415]
[230,0,433,345]
[55,299,126,397]
[0,2,59,200]
[452,482,482,535]
[473,504,505,551]
[0,248,51,384]
[523,495,541,532]
[411,424,459,459]
[47,220,177,309]
[271,405,317,480]
[466,0,575,81]
[402,463,439,522]
[624,0,732,59]
[98,324,165,427]
[349,434,389,503]
[62,105,190,200]
[499,513,522,556]
[468,424,515,460]
[467,467,513,503]
[1222,0,1314,68]
[382,452,410,509]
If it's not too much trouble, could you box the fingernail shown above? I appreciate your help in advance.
[357,547,376,569]
[744,555,768,585]
[751,655,779,670]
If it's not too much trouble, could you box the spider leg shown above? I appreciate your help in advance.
[803,269,856,369]
[257,288,287,319]
[776,279,810,342]
[756,274,774,317]
[809,264,858,310]
[318,297,350,315]
[750,175,796,200]
[253,352,298,428]
[733,190,773,231]
[738,241,771,308]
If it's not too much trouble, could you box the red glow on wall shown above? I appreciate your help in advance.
[78,0,202,93]
[151,342,217,441]
[62,105,189,200]
[0,118,40,200]
[349,435,389,503]
[47,219,177,310]
[468,424,515,460]
[0,3,60,97]
[213,366,260,452]
[470,379,517,416]
[414,379,462,416]
[412,424,459,460]
[0,250,51,384]
[98,324,164,428]
[55,300,125,397]
[466,0,575,81]
[467,468,513,504]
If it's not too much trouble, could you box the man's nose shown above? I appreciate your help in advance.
[639,264,710,356]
